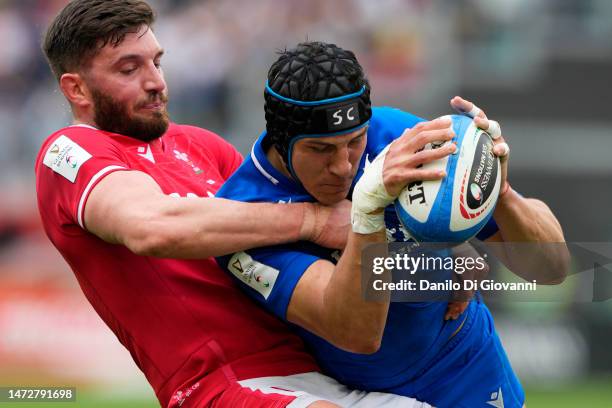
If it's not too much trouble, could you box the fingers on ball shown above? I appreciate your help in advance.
[412,143,456,165]
[413,117,452,133]
[486,119,502,139]
[410,128,455,151]
[409,168,446,182]
[452,97,485,119]
[495,142,510,157]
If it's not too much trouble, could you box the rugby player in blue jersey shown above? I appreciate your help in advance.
[216,42,567,408]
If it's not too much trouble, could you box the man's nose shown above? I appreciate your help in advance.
[144,63,166,93]
[328,147,352,178]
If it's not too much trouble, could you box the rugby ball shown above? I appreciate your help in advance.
[394,115,501,242]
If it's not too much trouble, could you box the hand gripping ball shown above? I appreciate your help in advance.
[394,115,501,242]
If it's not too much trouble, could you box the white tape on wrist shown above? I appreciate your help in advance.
[351,211,386,234]
[487,119,502,139]
[351,145,393,234]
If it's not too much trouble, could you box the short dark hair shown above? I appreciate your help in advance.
[43,0,155,81]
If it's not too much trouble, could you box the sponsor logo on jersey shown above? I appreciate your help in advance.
[65,155,78,168]
[173,149,202,174]
[385,223,414,243]
[228,252,279,299]
[486,387,504,408]
[137,145,156,163]
[172,382,200,407]
[43,135,92,183]
[231,258,244,273]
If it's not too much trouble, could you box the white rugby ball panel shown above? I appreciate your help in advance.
[395,149,449,223]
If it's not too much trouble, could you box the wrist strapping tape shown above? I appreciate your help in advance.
[351,145,393,234]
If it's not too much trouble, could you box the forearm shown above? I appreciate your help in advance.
[493,188,564,243]
[321,230,390,353]
[86,170,341,258]
[492,188,569,283]
[121,196,311,258]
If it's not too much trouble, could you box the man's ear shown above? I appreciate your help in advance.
[59,73,92,109]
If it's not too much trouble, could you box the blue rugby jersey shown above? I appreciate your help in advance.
[216,107,524,408]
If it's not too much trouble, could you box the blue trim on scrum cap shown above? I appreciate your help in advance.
[265,81,366,106]
[286,120,370,181]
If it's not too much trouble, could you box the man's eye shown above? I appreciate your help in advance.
[120,67,137,75]
[349,135,363,145]
[310,145,331,153]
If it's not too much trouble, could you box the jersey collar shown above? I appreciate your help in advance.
[70,123,98,130]
[251,132,309,194]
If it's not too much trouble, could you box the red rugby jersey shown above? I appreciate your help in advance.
[34,123,317,407]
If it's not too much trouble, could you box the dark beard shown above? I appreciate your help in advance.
[91,88,169,142]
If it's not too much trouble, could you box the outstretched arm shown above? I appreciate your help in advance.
[84,170,350,258]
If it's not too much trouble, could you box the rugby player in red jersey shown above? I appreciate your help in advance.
[35,1,432,407]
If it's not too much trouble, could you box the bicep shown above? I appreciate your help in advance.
[83,170,165,244]
[286,259,335,337]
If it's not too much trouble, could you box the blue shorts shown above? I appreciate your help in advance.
[388,300,525,408]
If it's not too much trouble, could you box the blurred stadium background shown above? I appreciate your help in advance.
[1,0,611,406]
